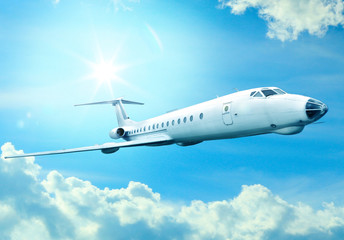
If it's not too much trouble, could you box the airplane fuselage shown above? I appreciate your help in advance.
[115,87,328,146]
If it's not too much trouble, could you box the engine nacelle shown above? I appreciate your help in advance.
[109,127,126,139]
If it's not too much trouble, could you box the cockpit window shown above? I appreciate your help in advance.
[253,91,263,97]
[262,89,277,97]
[250,91,256,96]
[273,88,286,94]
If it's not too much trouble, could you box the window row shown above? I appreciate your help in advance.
[129,113,204,135]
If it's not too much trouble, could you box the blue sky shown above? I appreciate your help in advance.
[1,0,344,239]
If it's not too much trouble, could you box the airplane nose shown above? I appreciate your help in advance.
[305,98,328,121]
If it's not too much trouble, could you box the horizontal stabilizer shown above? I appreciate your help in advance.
[74,98,144,107]
[74,97,143,127]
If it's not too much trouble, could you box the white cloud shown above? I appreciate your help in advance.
[219,0,344,41]
[2,142,344,239]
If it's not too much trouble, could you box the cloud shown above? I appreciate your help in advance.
[219,0,344,41]
[2,142,344,239]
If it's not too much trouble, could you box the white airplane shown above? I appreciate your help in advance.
[5,87,328,159]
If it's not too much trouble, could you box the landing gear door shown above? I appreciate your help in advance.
[222,102,233,125]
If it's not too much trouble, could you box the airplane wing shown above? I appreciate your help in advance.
[4,135,173,159]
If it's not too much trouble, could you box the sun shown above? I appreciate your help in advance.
[83,52,130,98]
[76,38,146,99]
[90,59,119,84]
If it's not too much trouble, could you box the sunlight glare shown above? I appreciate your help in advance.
[91,60,117,84]
[85,55,129,98]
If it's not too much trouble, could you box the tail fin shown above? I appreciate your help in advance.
[75,98,144,127]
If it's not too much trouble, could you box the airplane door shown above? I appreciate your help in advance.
[222,102,233,125]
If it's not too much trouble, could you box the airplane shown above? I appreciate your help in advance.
[4,87,328,159]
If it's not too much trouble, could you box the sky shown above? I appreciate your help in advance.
[1,0,344,239]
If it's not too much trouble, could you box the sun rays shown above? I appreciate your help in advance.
[86,56,129,98]
[77,40,132,99]
[68,23,163,101]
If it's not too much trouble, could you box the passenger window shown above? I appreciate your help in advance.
[153,124,155,130]
[200,113,204,119]
[148,126,151,131]
[143,127,146,131]
[172,120,175,126]
[178,118,181,124]
[157,123,159,129]
[162,122,164,128]
[183,117,187,123]
[190,115,193,122]
[167,121,169,127]
[253,91,263,97]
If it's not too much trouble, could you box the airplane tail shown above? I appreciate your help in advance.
[75,98,144,127]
